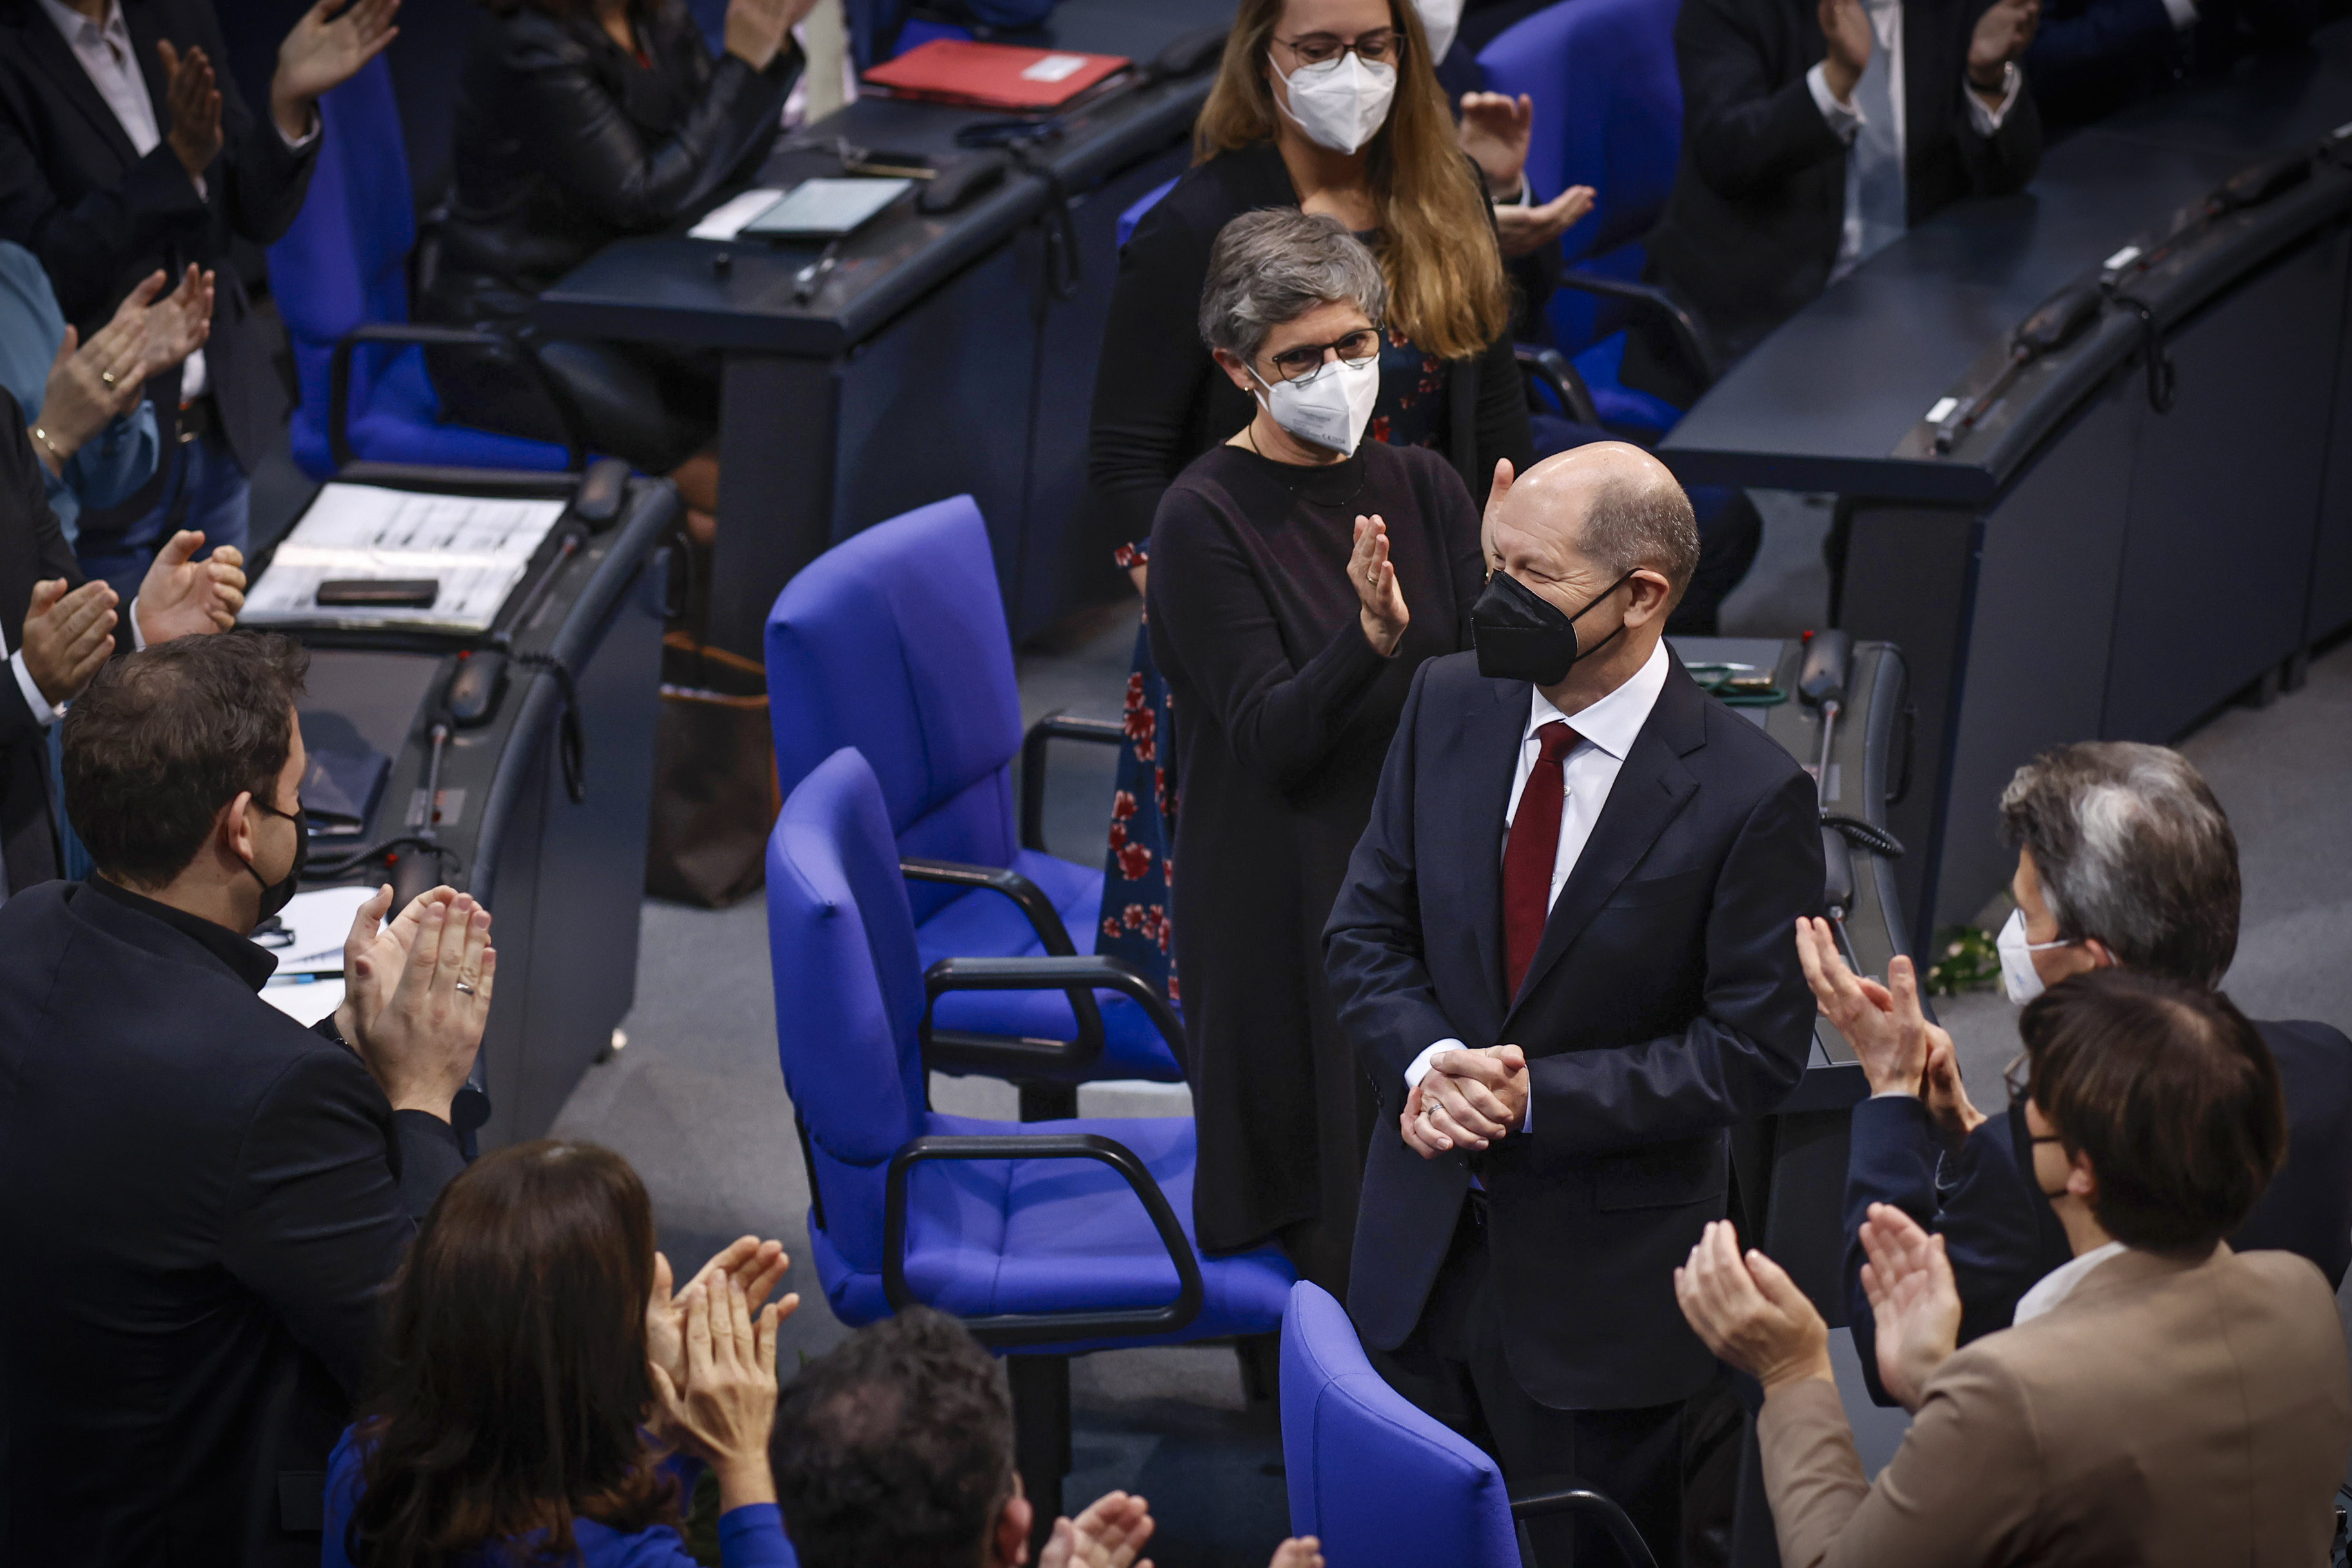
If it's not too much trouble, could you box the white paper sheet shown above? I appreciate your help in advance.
[260,975,347,1026]
[242,484,569,633]
[260,883,379,975]
[690,188,787,240]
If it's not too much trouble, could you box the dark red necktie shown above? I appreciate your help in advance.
[1503,720,1579,999]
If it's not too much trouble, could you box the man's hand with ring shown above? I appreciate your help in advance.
[346,887,495,1120]
[1411,1045,1529,1153]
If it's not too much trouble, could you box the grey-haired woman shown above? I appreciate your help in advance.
[1150,209,1484,1292]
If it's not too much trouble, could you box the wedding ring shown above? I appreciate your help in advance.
[100,370,117,387]
[454,981,477,995]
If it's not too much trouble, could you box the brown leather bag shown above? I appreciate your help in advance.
[644,632,779,906]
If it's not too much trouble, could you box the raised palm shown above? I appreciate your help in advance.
[274,0,400,108]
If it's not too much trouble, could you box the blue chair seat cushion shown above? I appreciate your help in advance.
[812,1111,1292,1351]
[916,848,1184,1082]
[1572,332,1684,440]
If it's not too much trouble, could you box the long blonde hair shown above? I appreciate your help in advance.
[1192,0,1511,362]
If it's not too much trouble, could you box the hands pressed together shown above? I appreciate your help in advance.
[35,266,215,471]
[335,884,496,1121]
[1035,1493,1319,1568]
[650,1251,795,1509]
[1402,1044,1528,1157]
[1352,514,1410,656]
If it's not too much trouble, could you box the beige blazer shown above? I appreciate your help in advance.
[1757,1244,2352,1567]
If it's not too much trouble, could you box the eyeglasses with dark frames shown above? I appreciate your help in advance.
[1273,28,1401,66]
[1264,328,1384,383]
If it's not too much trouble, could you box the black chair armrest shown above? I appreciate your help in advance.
[926,954,1184,1066]
[1020,710,1127,852]
[883,1132,1206,1348]
[1514,344,1602,428]
[1554,270,1722,395]
[1509,1489,1659,1568]
[901,856,1077,956]
[330,322,587,473]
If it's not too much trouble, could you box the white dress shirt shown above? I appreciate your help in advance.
[34,0,319,402]
[2012,1240,2128,1324]
[1404,640,1675,1130]
[1803,5,2023,280]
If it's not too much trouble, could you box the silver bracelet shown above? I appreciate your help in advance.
[29,424,65,464]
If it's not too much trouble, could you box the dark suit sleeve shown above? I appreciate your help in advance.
[197,2,318,251]
[1469,309,1536,498]
[1945,15,2043,197]
[1678,0,1848,199]
[0,123,207,325]
[2019,0,2175,98]
[495,28,799,235]
[1325,660,1473,1082]
[219,1048,460,1394]
[1086,192,1222,558]
[1523,765,1821,1153]
[1839,1093,1946,1406]
[1145,487,1393,792]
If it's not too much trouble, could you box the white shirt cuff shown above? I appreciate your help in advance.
[1807,60,1862,142]
[129,603,147,652]
[10,647,61,727]
[1870,1088,1919,1099]
[277,106,322,151]
[2160,0,2198,26]
[1966,61,2023,133]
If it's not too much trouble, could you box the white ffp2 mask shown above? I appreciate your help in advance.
[1250,355,1382,455]
[1269,50,1398,156]
[1413,0,1465,61]
[1995,906,2074,1004]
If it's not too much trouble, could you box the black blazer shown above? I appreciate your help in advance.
[1084,141,1536,560]
[1325,651,1825,1409]
[0,388,80,892]
[1640,0,2043,382]
[0,0,317,479]
[1840,1015,2352,1406]
[418,3,796,338]
[0,877,467,1566]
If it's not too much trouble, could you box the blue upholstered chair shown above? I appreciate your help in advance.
[266,58,583,480]
[769,746,1295,1520]
[1480,0,1719,438]
[765,497,1185,1119]
[1281,1282,1660,1568]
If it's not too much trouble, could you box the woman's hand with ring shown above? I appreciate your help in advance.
[1350,514,1409,657]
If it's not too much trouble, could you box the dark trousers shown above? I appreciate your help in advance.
[1367,1198,1685,1568]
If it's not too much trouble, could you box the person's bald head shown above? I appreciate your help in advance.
[1484,443,1700,610]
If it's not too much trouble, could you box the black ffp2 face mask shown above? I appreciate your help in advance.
[242,798,308,923]
[1469,568,1636,686]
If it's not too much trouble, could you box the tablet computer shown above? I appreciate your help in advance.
[740,178,914,241]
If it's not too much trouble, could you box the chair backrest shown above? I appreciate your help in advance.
[1280,1282,1521,1568]
[1479,0,1683,353]
[765,496,1025,919]
[1117,178,1179,250]
[266,57,416,478]
[767,746,931,1273]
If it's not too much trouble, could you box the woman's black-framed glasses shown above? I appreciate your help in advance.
[1273,27,1400,66]
[2003,1051,2064,1144]
[1266,328,1383,383]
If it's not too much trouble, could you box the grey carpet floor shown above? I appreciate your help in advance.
[551,495,2352,1559]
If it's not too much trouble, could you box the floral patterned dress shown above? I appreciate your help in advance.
[1093,332,1451,1008]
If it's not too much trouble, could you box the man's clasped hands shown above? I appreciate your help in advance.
[1402,1043,1530,1157]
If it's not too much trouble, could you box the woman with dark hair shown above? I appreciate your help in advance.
[325,1140,799,1567]
[420,0,811,543]
[1081,0,1593,1008]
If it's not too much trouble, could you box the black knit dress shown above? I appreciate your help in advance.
[1144,438,1482,1292]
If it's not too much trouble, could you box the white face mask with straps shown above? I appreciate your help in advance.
[1268,49,1398,156]
[1248,355,1382,455]
[1995,906,2077,1004]
[1412,0,1465,61]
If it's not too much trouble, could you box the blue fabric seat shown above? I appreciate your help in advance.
[1281,1282,1660,1567]
[770,747,1293,1509]
[766,496,1184,1096]
[1481,0,1696,438]
[266,59,578,480]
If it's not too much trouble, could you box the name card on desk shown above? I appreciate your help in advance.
[244,484,568,634]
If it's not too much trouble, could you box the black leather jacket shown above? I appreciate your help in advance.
[420,3,798,333]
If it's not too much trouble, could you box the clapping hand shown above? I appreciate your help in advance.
[1857,1202,1961,1413]
[1967,0,2039,94]
[651,1277,785,1508]
[1674,1220,1834,1396]
[35,273,161,467]
[1402,1044,1527,1157]
[1457,92,1535,199]
[1039,1492,1157,1568]
[1493,186,1596,260]
[1351,514,1410,656]
[272,0,400,140]
[724,0,812,72]
[135,529,244,643]
[1816,0,1872,103]
[649,1237,794,1395]
[157,39,222,183]
[343,888,495,1118]
[140,266,216,382]
[18,578,118,707]
[1267,1541,1324,1568]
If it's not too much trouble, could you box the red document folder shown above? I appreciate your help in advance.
[861,39,1132,112]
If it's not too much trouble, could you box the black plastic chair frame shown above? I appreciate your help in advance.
[918,952,1187,1081]
[1510,1487,1661,1568]
[1019,710,1127,854]
[1553,268,1724,395]
[328,321,590,473]
[881,1131,1207,1348]
[1515,343,1603,427]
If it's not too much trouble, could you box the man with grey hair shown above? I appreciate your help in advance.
[1800,740,2352,1407]
[1326,443,1823,1560]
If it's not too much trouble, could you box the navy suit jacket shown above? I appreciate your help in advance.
[1841,1015,2352,1406]
[0,878,467,1566]
[1326,650,1825,1410]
